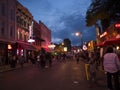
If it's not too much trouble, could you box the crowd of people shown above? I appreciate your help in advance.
[72,46,120,90]
[1,46,120,90]
[8,55,25,69]
[86,46,120,90]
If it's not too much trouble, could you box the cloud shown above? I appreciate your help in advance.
[19,0,95,46]
[50,10,96,45]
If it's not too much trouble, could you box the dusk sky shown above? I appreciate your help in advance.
[19,0,96,46]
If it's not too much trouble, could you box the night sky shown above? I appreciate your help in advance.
[19,0,96,46]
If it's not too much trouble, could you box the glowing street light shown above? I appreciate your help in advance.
[75,32,82,38]
[75,32,80,36]
[75,32,83,46]
[48,43,56,52]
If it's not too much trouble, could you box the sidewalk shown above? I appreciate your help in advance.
[0,59,57,73]
[96,66,107,87]
[0,62,32,73]
[80,58,107,88]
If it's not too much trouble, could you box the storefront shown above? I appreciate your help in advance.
[97,37,120,47]
[96,22,120,59]
[0,41,17,65]
[16,42,37,62]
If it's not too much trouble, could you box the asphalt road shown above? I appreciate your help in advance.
[0,60,107,90]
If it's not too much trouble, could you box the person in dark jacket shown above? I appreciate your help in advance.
[19,55,25,68]
[10,55,17,68]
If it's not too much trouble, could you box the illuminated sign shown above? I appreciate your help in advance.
[100,32,107,38]
[28,21,35,42]
[64,47,67,52]
[8,44,12,49]
[82,45,87,50]
[115,23,120,28]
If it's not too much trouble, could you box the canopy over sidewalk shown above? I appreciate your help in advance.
[97,37,120,47]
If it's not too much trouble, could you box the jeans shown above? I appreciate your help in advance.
[106,71,120,90]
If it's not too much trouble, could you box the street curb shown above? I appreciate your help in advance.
[0,63,32,73]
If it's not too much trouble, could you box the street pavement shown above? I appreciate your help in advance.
[0,59,107,90]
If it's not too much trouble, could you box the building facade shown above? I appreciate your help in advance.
[96,22,120,48]
[39,21,51,52]
[0,0,17,64]
[16,1,36,60]
[0,0,52,65]
[33,20,45,51]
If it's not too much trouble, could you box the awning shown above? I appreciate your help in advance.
[96,38,120,47]
[33,45,41,51]
[96,42,105,47]
[20,44,36,51]
[104,38,120,45]
[17,42,37,51]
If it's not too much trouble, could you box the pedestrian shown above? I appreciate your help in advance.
[36,54,40,68]
[88,52,97,88]
[10,55,17,68]
[103,46,120,90]
[19,55,25,69]
[40,54,46,69]
[31,54,36,64]
[75,53,79,64]
[46,52,53,68]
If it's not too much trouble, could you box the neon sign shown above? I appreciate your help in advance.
[100,32,107,38]
[115,23,120,28]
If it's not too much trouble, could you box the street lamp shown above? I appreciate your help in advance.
[75,32,83,46]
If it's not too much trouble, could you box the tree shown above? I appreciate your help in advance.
[86,0,120,31]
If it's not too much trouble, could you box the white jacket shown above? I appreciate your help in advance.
[103,53,120,73]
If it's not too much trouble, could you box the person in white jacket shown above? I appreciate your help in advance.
[103,46,120,90]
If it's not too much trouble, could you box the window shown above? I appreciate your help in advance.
[19,32,22,40]
[24,34,26,42]
[17,28,22,40]
[10,26,14,37]
[10,9,14,20]
[1,3,6,16]
[1,22,5,35]
[24,21,26,27]
[21,30,25,41]
[17,29,20,40]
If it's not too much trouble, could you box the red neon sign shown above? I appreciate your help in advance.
[115,23,120,28]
